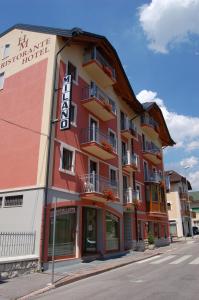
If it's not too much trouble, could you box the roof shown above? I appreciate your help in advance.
[165,170,192,190]
[0,23,143,114]
[142,102,175,147]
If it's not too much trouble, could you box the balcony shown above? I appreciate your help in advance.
[81,84,116,121]
[179,192,188,200]
[141,116,160,139]
[144,171,162,185]
[80,128,117,160]
[121,119,137,139]
[83,47,116,88]
[123,187,139,206]
[122,151,138,172]
[142,147,162,165]
[80,174,118,202]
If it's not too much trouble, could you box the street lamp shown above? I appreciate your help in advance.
[183,166,193,239]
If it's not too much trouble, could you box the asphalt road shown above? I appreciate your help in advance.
[35,239,199,300]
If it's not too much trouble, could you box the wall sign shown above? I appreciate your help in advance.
[50,207,76,218]
[60,74,72,130]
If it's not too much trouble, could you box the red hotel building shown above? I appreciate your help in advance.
[0,24,175,267]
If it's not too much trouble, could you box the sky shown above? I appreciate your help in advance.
[1,0,199,190]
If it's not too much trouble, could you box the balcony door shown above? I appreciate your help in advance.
[90,117,98,142]
[89,159,98,192]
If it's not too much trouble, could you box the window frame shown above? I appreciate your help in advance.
[135,183,142,201]
[2,44,10,59]
[70,102,77,127]
[109,166,117,187]
[59,143,76,176]
[4,195,23,207]
[108,128,117,153]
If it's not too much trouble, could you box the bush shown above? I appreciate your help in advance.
[148,232,155,245]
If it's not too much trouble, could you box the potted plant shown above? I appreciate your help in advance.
[148,232,155,250]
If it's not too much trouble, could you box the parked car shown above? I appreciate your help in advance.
[192,226,199,235]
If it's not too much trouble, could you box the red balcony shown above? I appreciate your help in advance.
[141,116,160,139]
[142,148,162,165]
[81,84,116,121]
[83,47,116,88]
[80,128,117,160]
[122,151,138,172]
[80,174,119,203]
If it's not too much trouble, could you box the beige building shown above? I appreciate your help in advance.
[189,191,199,228]
[166,171,192,237]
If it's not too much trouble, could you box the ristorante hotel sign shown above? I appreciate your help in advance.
[0,33,51,70]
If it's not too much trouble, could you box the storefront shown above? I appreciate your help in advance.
[106,211,119,251]
[48,207,76,259]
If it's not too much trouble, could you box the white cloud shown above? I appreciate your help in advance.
[139,0,199,53]
[180,156,199,168]
[136,89,199,149]
[187,140,199,151]
[188,170,199,190]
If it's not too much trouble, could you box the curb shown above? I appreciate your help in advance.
[17,251,162,299]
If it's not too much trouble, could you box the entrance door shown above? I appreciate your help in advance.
[83,207,97,254]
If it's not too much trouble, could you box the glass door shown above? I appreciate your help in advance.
[89,160,98,192]
[83,208,97,254]
[90,118,98,142]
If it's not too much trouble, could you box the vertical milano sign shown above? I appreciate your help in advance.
[60,75,72,130]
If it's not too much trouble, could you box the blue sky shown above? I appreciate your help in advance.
[1,0,199,189]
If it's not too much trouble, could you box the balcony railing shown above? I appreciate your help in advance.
[80,174,118,201]
[142,146,162,165]
[123,187,139,205]
[81,83,116,120]
[120,118,137,139]
[179,192,188,200]
[144,171,162,184]
[141,116,159,132]
[122,151,138,172]
[83,47,116,88]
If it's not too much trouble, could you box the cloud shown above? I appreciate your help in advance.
[136,89,199,149]
[188,170,199,190]
[180,156,199,168]
[139,0,199,53]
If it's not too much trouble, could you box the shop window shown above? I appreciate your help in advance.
[4,195,23,207]
[48,207,76,257]
[106,212,119,251]
[68,61,78,83]
[60,144,75,175]
[0,72,5,90]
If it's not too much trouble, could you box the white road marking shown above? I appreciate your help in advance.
[150,255,176,264]
[170,255,192,264]
[189,257,199,265]
[136,256,161,264]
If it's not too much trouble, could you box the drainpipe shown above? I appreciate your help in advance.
[41,29,82,270]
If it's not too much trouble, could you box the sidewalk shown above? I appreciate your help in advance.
[0,241,188,300]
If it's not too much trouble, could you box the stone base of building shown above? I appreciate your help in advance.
[0,256,39,279]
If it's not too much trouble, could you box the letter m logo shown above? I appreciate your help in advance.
[18,34,29,51]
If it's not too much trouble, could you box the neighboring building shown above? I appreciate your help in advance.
[189,191,199,228]
[0,24,174,270]
[165,171,192,237]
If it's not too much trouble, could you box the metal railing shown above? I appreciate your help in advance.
[143,145,161,156]
[141,115,159,132]
[80,173,118,197]
[144,171,162,183]
[0,231,36,257]
[80,128,117,153]
[122,151,138,167]
[83,47,116,79]
[120,117,137,135]
[81,83,116,114]
[123,187,140,205]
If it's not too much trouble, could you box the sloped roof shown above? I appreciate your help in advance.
[165,170,192,190]
[142,101,175,146]
[0,23,144,114]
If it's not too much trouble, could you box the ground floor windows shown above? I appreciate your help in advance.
[106,212,119,251]
[48,207,76,258]
[83,207,97,254]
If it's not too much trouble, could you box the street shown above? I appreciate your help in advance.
[34,239,199,300]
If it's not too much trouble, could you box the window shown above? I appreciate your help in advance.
[1,44,10,59]
[0,197,2,208]
[4,195,23,207]
[120,111,126,130]
[60,144,75,175]
[68,61,78,83]
[109,129,117,152]
[136,184,141,200]
[110,168,117,186]
[70,102,77,126]
[108,98,116,114]
[0,72,5,90]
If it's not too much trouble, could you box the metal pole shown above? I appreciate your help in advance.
[51,199,57,285]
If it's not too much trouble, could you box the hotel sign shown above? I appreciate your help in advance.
[60,74,72,130]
